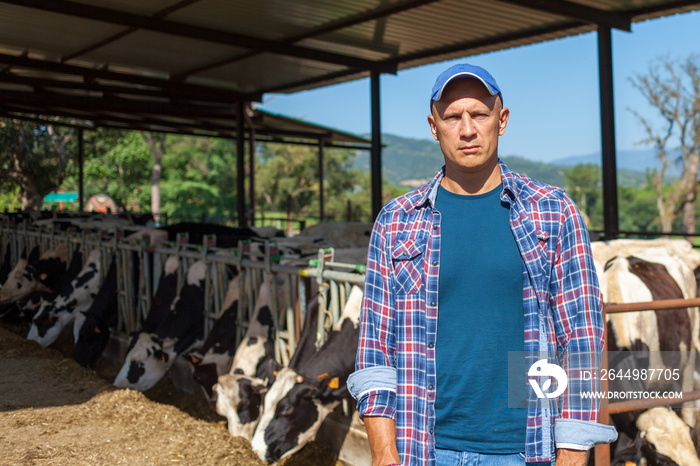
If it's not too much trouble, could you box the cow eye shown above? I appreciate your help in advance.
[278,402,294,416]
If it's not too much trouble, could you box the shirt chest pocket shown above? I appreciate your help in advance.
[391,238,426,295]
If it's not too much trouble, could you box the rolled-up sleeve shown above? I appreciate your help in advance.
[347,210,398,420]
[550,195,617,449]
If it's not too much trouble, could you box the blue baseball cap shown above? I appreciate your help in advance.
[430,63,502,109]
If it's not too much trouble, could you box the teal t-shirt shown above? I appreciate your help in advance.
[433,183,526,453]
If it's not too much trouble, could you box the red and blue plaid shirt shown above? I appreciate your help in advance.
[347,160,617,465]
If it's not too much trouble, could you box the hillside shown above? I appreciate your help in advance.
[356,133,664,189]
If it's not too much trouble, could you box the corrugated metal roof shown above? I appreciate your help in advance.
[0,0,697,136]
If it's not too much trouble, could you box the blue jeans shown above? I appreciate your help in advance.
[435,448,553,466]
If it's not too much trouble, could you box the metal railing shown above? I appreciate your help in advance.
[593,297,700,466]
[0,219,366,368]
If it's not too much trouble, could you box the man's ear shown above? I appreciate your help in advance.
[427,114,439,141]
[498,107,510,136]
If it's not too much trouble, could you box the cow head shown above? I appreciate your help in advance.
[192,358,220,405]
[113,333,176,391]
[26,299,77,347]
[0,259,52,304]
[251,367,346,463]
[214,373,269,440]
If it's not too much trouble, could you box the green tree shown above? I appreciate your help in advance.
[630,54,700,234]
[0,118,75,209]
[75,130,152,211]
[562,164,602,229]
[160,135,238,222]
[618,183,660,232]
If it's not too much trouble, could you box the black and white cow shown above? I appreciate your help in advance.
[26,249,102,347]
[596,245,700,447]
[2,247,84,322]
[189,273,242,404]
[611,407,700,466]
[251,285,363,463]
[113,260,207,391]
[0,243,68,305]
[139,255,181,334]
[73,257,119,367]
[214,274,284,439]
[0,242,12,285]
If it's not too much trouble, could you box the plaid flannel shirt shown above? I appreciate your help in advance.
[347,160,617,465]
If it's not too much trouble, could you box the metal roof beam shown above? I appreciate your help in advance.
[62,0,202,62]
[3,0,396,73]
[627,0,700,17]
[0,73,232,103]
[173,0,437,80]
[259,69,366,95]
[0,90,240,117]
[262,21,590,94]
[62,28,133,64]
[496,0,631,31]
[0,52,257,101]
[0,111,95,131]
[384,20,588,67]
[1,103,234,137]
[285,0,442,43]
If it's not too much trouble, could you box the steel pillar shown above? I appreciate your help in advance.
[598,25,619,239]
[371,70,382,220]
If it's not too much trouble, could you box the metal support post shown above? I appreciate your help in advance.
[371,70,382,221]
[319,139,325,222]
[598,25,619,239]
[236,100,247,228]
[78,129,84,212]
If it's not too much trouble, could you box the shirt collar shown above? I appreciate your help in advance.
[414,158,518,209]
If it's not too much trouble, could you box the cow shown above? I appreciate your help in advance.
[138,255,181,335]
[2,247,84,322]
[251,285,363,463]
[113,260,207,392]
[26,249,102,347]
[0,243,68,305]
[73,256,119,368]
[214,281,321,440]
[600,247,699,436]
[213,274,284,439]
[612,407,700,466]
[189,273,242,404]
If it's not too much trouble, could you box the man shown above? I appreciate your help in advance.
[347,64,617,466]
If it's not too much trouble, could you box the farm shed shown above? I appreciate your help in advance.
[0,0,698,233]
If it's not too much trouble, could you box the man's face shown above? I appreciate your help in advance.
[427,78,509,177]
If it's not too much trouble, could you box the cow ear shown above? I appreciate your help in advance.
[255,383,268,396]
[313,377,347,401]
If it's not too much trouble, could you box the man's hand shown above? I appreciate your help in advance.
[555,448,587,466]
[364,416,401,466]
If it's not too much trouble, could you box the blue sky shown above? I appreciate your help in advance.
[259,10,700,163]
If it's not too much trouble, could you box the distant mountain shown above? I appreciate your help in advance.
[355,133,443,187]
[551,149,681,177]
[357,133,665,189]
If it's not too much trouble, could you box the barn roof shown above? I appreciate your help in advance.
[0,0,698,138]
